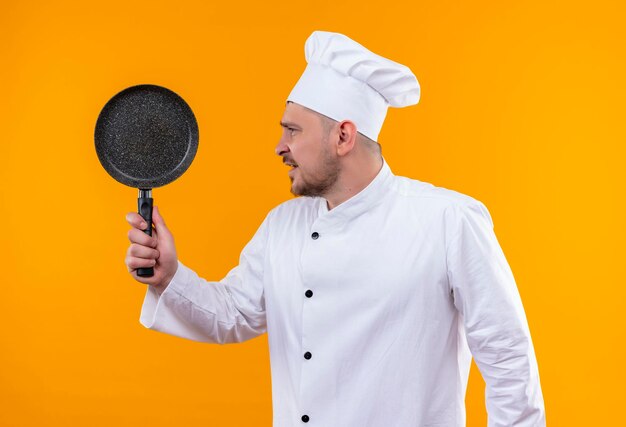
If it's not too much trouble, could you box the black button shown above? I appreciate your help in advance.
[301,415,310,423]
[305,289,313,298]
[304,351,312,360]
[311,232,319,240]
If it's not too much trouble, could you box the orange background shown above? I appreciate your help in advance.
[1,1,624,425]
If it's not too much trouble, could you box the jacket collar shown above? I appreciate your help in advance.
[316,156,394,223]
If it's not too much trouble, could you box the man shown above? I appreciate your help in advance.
[125,31,545,426]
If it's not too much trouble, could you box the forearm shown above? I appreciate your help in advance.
[140,260,267,344]
[472,328,546,426]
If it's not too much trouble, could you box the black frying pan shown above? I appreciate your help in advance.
[95,84,199,277]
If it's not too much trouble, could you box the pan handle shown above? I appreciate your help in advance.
[137,189,154,277]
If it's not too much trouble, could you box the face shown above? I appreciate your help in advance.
[275,102,340,197]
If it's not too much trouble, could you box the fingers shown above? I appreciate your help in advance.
[152,206,165,226]
[126,212,148,230]
[124,206,177,290]
[128,243,160,260]
[152,206,173,240]
[127,227,158,248]
[125,255,157,272]
[125,242,157,269]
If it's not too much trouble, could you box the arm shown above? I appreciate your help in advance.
[139,212,271,344]
[445,200,546,426]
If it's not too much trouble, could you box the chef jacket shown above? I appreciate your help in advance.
[139,158,546,427]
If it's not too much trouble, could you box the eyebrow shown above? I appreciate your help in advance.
[280,121,302,129]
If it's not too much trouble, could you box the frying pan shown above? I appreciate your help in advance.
[95,84,199,277]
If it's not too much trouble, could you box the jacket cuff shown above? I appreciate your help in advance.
[139,260,189,329]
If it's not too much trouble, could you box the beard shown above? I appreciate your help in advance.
[290,146,340,198]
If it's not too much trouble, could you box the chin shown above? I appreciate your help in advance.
[290,180,306,197]
[290,184,303,197]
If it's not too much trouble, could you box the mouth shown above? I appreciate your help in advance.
[283,160,299,170]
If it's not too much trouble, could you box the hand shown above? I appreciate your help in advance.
[125,206,178,294]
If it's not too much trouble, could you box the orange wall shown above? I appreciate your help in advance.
[1,1,624,425]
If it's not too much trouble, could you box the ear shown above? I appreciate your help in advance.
[336,120,358,157]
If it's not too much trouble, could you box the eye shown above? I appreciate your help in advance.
[287,127,297,136]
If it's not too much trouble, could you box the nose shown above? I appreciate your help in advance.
[275,134,289,156]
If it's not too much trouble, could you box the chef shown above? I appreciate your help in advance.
[125,31,546,426]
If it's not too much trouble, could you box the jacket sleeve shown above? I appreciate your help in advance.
[138,211,271,344]
[445,200,546,427]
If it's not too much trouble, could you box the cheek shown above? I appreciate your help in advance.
[290,141,308,161]
[291,135,323,168]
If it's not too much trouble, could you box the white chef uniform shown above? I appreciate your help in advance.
[139,157,546,426]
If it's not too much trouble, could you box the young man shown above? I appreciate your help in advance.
[125,31,545,426]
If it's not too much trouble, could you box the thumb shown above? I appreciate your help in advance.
[152,206,171,237]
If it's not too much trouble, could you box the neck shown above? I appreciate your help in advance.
[324,156,383,210]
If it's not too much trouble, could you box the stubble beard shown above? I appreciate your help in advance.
[290,146,340,198]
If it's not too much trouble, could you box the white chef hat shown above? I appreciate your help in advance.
[287,31,420,142]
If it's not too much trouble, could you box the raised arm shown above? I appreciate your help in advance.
[128,207,271,344]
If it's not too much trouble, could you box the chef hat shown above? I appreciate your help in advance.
[287,31,420,142]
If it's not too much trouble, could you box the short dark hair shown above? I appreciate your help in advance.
[287,101,382,156]
[318,112,382,156]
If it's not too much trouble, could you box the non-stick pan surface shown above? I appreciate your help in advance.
[95,84,199,189]
[94,84,199,277]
